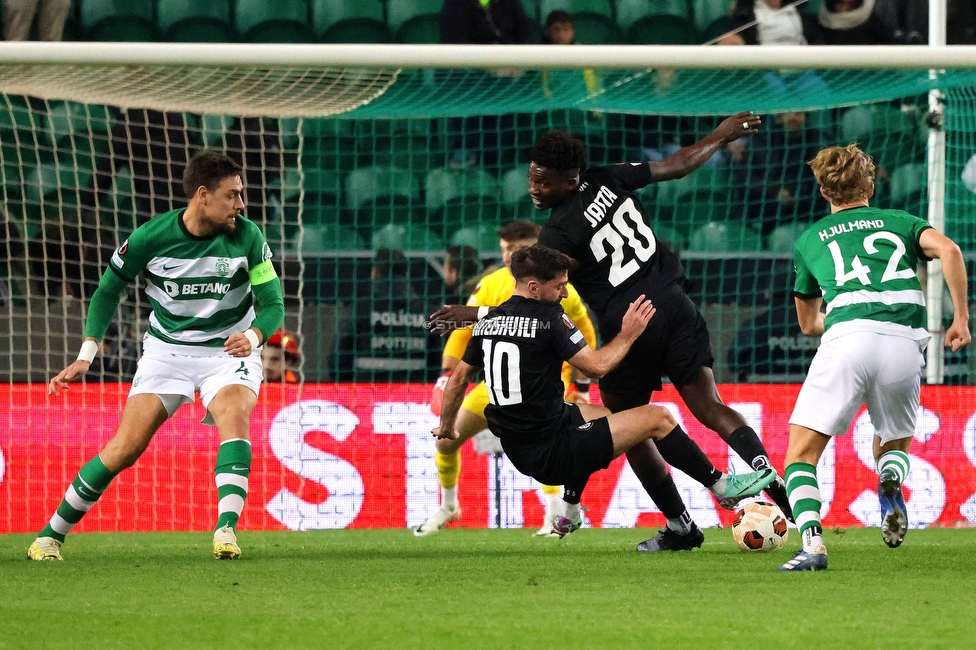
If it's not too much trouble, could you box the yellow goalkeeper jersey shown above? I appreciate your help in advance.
[442,266,597,384]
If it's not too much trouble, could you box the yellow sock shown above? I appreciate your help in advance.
[541,484,560,495]
[435,451,461,489]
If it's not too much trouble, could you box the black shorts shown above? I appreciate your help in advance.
[500,404,614,487]
[598,286,714,397]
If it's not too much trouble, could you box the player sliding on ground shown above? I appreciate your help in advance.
[28,151,284,562]
[779,144,970,571]
[433,244,777,538]
[420,220,598,537]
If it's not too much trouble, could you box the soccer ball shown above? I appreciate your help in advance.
[732,501,789,553]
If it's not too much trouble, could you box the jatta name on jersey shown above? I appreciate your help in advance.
[583,185,619,228]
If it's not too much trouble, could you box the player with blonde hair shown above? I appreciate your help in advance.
[779,144,970,571]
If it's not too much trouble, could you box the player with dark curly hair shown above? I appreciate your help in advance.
[431,112,791,551]
[528,114,799,551]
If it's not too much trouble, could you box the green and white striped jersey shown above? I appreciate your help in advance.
[108,209,275,347]
[793,206,932,343]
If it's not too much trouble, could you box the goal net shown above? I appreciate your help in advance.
[2,43,975,534]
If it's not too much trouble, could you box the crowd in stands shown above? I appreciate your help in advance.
[1,0,972,385]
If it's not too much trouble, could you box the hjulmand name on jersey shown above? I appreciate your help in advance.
[163,281,231,297]
[583,185,619,228]
[818,219,885,242]
[473,316,541,338]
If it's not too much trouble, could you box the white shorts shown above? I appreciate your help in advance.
[129,336,262,425]
[790,331,925,444]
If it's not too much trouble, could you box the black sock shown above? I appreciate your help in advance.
[727,426,771,470]
[654,425,722,487]
[563,478,588,505]
[644,474,688,520]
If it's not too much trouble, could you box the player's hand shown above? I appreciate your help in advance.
[426,305,481,337]
[620,294,656,341]
[946,319,972,351]
[430,371,452,416]
[48,360,92,396]
[224,331,254,357]
[716,111,761,143]
[432,425,460,441]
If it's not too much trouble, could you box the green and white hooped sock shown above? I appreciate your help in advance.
[878,450,910,484]
[785,462,825,553]
[39,455,117,543]
[214,438,251,532]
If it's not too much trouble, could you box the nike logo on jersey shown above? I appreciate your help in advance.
[162,263,180,271]
[231,465,249,472]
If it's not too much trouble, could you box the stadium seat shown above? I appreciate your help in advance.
[371,222,444,251]
[199,114,233,147]
[425,167,498,211]
[540,0,612,19]
[688,221,763,253]
[298,223,366,254]
[345,166,419,211]
[371,136,436,174]
[81,0,155,41]
[313,0,391,43]
[651,222,686,249]
[841,106,919,169]
[45,101,91,146]
[387,0,443,33]
[499,167,529,203]
[450,223,501,253]
[767,223,809,253]
[657,166,731,204]
[157,0,235,43]
[396,15,441,44]
[235,0,314,43]
[301,167,343,204]
[616,0,691,32]
[627,15,698,44]
[693,0,732,32]
[698,15,736,43]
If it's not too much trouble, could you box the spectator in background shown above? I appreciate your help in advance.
[262,328,301,383]
[442,244,482,305]
[439,0,537,45]
[948,0,976,44]
[3,0,71,41]
[440,0,539,172]
[718,0,823,45]
[332,248,439,383]
[727,281,819,383]
[544,9,574,44]
[731,110,823,237]
[82,109,192,225]
[817,0,902,44]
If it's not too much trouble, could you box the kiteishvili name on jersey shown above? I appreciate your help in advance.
[473,316,546,338]
[818,219,886,242]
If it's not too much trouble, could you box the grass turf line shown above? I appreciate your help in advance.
[2,527,974,649]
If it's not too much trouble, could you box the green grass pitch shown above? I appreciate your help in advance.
[2,527,974,649]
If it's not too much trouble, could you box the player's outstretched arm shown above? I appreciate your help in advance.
[432,361,474,440]
[920,228,972,351]
[49,339,98,395]
[649,111,760,182]
[569,296,655,378]
[427,304,487,336]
